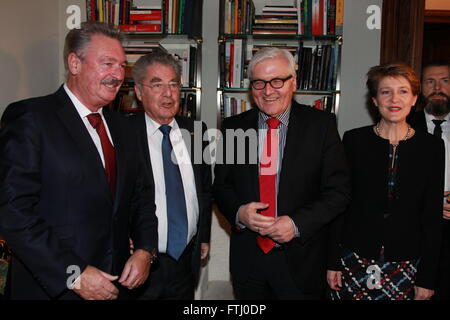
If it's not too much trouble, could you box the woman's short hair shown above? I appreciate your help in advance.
[247,47,296,80]
[366,62,420,98]
[132,48,182,89]
[64,21,123,73]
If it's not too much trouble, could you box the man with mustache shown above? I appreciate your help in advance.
[410,62,450,299]
[131,49,212,299]
[0,22,158,300]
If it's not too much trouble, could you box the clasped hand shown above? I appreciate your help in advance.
[238,202,296,243]
[73,249,151,300]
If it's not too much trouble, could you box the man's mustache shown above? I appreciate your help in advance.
[427,92,449,100]
[101,78,122,86]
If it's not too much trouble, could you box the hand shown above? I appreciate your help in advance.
[443,191,450,220]
[259,216,295,243]
[72,265,119,300]
[414,286,434,300]
[238,202,275,232]
[200,242,210,261]
[327,270,342,291]
[119,249,151,290]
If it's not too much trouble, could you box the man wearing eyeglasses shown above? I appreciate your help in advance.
[213,47,350,299]
[131,49,212,300]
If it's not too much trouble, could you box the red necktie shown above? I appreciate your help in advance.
[257,117,280,253]
[87,113,117,198]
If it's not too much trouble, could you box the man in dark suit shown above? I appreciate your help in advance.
[213,47,350,299]
[131,49,212,299]
[0,22,158,300]
[409,62,450,299]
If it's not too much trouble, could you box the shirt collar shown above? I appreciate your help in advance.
[258,104,291,127]
[63,83,104,118]
[145,113,178,137]
[424,110,450,125]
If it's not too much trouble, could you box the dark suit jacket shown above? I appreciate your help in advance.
[409,110,428,133]
[0,86,158,299]
[328,126,444,289]
[213,101,351,293]
[132,113,212,285]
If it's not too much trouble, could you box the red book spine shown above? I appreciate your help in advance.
[119,24,162,32]
[130,12,162,21]
[90,0,96,21]
[312,0,320,35]
[319,0,324,35]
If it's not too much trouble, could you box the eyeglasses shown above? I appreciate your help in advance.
[250,75,293,90]
[141,82,181,92]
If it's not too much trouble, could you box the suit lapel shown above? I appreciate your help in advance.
[175,116,202,213]
[103,108,125,213]
[278,103,307,210]
[54,86,112,205]
[240,109,260,201]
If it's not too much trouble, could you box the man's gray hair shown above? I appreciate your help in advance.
[63,21,123,73]
[132,48,182,89]
[247,47,297,80]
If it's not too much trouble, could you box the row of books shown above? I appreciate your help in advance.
[220,94,335,119]
[164,0,203,36]
[219,40,339,91]
[219,0,344,36]
[221,0,255,34]
[221,95,253,119]
[295,0,344,35]
[86,0,203,35]
[297,43,339,91]
[86,0,162,31]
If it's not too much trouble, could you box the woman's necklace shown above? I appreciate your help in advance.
[375,122,412,147]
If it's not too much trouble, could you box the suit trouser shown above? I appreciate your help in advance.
[232,246,322,300]
[135,240,195,300]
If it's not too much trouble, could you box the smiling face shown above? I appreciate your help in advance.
[134,62,181,125]
[67,34,126,111]
[372,76,418,124]
[251,56,297,117]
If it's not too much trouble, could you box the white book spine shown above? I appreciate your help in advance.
[232,39,243,88]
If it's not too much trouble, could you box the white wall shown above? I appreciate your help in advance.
[338,0,382,134]
[0,0,60,115]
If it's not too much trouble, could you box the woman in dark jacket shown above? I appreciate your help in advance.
[327,63,445,300]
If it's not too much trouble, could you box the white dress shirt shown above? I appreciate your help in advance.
[425,111,450,191]
[145,114,199,254]
[63,84,114,168]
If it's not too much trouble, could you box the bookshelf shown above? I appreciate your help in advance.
[217,0,344,123]
[85,0,203,119]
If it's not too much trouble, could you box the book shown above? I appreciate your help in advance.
[129,10,162,21]
[335,0,344,35]
[252,29,297,35]
[327,0,336,35]
[232,39,243,88]
[119,24,162,32]
[254,18,298,24]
